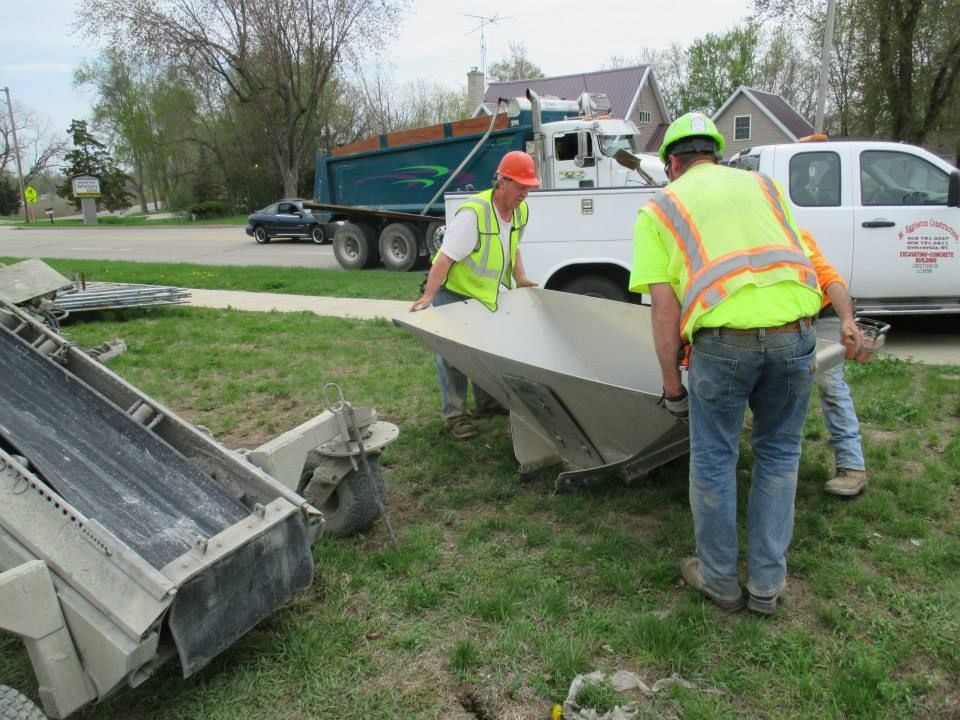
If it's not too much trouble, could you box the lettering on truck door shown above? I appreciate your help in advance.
[852,148,958,300]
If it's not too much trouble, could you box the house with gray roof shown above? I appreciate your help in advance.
[472,65,671,154]
[712,86,815,158]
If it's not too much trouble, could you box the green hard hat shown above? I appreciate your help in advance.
[658,112,726,163]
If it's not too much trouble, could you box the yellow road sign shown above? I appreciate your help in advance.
[24,185,38,204]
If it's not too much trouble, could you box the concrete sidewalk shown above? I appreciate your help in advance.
[187,288,410,321]
[186,289,959,366]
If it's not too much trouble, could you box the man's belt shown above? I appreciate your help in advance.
[696,316,816,336]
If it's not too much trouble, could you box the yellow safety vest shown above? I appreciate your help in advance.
[641,164,820,338]
[441,188,529,312]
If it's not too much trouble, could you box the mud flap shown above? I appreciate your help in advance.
[168,514,314,677]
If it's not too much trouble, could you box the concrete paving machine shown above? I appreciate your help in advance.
[0,296,397,718]
[396,289,845,492]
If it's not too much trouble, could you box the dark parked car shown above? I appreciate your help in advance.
[245,199,328,244]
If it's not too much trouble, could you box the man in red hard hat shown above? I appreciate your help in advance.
[411,150,540,440]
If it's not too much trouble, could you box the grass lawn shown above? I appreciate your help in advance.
[0,297,958,718]
[0,257,425,301]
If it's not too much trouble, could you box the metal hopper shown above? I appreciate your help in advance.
[396,288,844,492]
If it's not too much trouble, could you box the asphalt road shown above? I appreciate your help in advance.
[0,224,341,269]
[2,223,958,365]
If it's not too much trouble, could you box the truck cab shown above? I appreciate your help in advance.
[510,94,665,191]
[541,118,663,189]
[729,140,960,315]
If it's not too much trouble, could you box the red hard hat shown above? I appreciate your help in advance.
[496,151,540,187]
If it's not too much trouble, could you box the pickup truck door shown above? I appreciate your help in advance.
[773,146,856,284]
[851,148,959,301]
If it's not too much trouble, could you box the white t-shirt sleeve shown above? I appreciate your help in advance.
[439,209,480,262]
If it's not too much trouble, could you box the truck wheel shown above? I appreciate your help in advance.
[333,223,375,269]
[307,457,385,538]
[0,685,46,720]
[559,275,627,302]
[379,222,419,272]
[253,226,270,244]
[425,221,444,257]
[309,225,326,245]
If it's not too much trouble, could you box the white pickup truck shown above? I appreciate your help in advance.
[446,140,960,314]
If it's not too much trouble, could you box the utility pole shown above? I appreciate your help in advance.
[2,87,29,223]
[814,0,837,134]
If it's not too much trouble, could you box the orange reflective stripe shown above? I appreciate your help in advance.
[680,261,820,333]
[755,174,803,252]
[648,191,705,278]
[681,254,818,330]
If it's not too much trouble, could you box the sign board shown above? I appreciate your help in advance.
[24,186,38,204]
[71,175,102,198]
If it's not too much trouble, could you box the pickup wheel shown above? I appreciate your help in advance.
[559,275,627,302]
[309,224,326,245]
[379,222,419,272]
[306,457,385,538]
[253,225,270,244]
[333,222,379,269]
[0,685,46,720]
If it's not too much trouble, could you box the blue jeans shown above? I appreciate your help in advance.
[688,324,817,599]
[433,287,497,420]
[815,317,865,471]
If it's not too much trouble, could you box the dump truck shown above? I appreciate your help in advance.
[313,90,663,272]
[0,294,397,718]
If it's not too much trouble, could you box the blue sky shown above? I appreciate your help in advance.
[0,0,753,142]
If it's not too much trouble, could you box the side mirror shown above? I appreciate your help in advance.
[948,170,959,208]
[576,131,595,168]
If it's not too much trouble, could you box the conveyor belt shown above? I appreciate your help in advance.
[0,323,249,569]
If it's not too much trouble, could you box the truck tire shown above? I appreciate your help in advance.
[379,222,419,272]
[559,275,627,302]
[333,223,378,269]
[309,224,326,245]
[0,685,46,720]
[253,225,270,244]
[425,221,444,257]
[307,457,386,538]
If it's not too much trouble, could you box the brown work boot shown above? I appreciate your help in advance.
[824,468,867,497]
[680,557,745,613]
[445,416,479,440]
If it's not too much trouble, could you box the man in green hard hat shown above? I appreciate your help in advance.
[629,112,823,616]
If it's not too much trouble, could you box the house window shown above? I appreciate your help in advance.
[734,115,751,141]
[637,110,652,124]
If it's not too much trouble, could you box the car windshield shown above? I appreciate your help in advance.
[597,134,642,156]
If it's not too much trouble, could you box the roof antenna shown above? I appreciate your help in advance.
[463,12,511,80]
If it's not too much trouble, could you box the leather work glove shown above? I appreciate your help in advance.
[661,386,689,419]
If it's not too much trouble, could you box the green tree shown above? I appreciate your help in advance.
[756,0,960,146]
[75,50,161,213]
[78,0,407,199]
[57,120,130,212]
[0,174,19,216]
[684,24,762,113]
[488,42,544,82]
